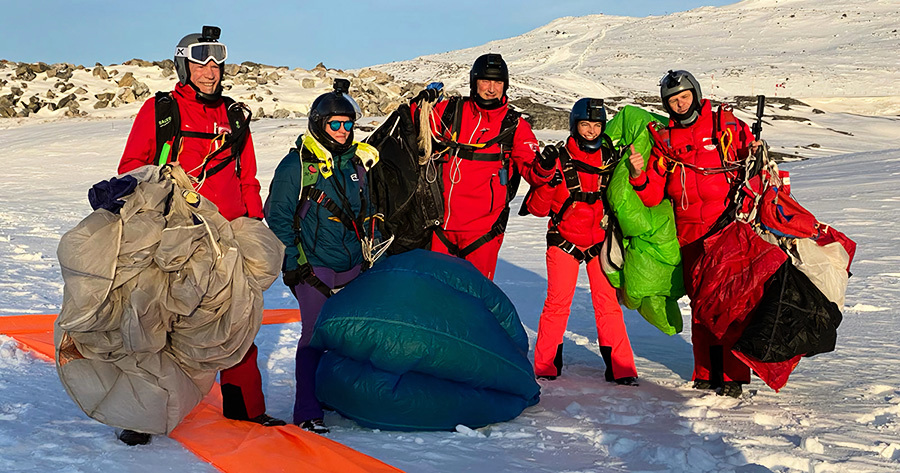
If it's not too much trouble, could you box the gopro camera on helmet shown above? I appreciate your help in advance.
[484,54,503,72]
[586,98,605,122]
[201,25,221,42]
[333,78,351,95]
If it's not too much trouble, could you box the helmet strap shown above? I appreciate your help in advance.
[575,135,603,153]
[189,80,223,103]
[472,93,504,110]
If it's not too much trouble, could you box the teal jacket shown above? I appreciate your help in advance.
[266,134,379,272]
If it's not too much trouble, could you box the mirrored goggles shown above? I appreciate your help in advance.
[176,42,228,65]
[327,120,354,132]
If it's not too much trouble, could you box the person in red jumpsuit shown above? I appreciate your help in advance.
[425,54,556,280]
[526,98,637,385]
[116,26,283,445]
[626,70,760,398]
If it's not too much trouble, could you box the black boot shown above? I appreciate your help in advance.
[718,381,743,398]
[248,413,287,427]
[692,379,715,390]
[537,343,564,380]
[599,346,615,382]
[298,418,329,434]
[708,345,725,389]
[221,383,250,421]
[552,343,564,377]
[614,376,639,386]
[117,429,151,446]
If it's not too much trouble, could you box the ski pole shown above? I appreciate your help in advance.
[751,95,765,141]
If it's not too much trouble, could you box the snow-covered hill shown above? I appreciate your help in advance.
[373,0,900,113]
[4,0,896,160]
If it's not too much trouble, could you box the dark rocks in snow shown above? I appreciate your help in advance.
[510,97,569,131]
[117,72,135,87]
[92,65,109,80]
[124,59,153,67]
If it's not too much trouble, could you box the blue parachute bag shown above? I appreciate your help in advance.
[310,249,540,431]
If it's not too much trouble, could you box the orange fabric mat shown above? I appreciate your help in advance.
[0,311,403,473]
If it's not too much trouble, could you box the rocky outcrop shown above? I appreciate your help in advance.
[0,59,427,120]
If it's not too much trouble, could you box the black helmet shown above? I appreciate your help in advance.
[659,70,702,126]
[569,98,607,152]
[469,53,508,108]
[174,26,227,102]
[308,78,362,154]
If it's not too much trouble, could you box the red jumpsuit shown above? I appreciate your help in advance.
[527,137,637,380]
[630,99,753,385]
[119,82,269,420]
[428,97,553,279]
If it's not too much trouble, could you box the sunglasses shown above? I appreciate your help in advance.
[327,120,354,132]
[176,42,228,65]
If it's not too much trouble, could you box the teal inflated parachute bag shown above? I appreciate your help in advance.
[310,249,540,431]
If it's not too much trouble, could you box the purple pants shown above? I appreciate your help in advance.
[290,265,361,424]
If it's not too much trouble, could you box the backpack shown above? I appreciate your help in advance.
[153,91,251,180]
[365,103,444,254]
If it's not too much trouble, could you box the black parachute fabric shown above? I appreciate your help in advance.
[366,104,443,254]
[733,260,843,363]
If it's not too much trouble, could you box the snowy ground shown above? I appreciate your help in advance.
[0,112,899,473]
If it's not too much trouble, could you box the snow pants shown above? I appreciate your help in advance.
[431,229,504,280]
[533,246,637,379]
[681,240,752,385]
[220,344,266,420]
[690,322,751,384]
[290,265,361,424]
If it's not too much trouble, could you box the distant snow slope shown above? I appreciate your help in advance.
[373,0,900,111]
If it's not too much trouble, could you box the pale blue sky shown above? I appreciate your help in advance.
[2,0,736,69]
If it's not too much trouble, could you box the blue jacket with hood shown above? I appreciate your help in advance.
[266,134,379,272]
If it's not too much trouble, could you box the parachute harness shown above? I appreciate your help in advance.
[185,131,229,190]
[161,163,223,259]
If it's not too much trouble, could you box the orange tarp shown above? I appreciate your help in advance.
[0,311,403,473]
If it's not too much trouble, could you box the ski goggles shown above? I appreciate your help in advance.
[327,120,354,132]
[176,42,228,65]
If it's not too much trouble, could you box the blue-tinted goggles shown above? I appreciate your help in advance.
[177,42,228,65]
[327,120,354,131]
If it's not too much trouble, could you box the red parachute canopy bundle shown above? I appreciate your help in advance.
[689,147,856,391]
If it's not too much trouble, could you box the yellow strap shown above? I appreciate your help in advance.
[719,128,733,158]
[354,142,380,170]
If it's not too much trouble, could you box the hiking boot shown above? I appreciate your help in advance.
[117,429,151,446]
[298,418,329,434]
[718,381,743,398]
[692,379,716,390]
[536,375,557,381]
[248,413,287,427]
[614,377,639,387]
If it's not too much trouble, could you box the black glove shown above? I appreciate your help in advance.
[282,263,313,288]
[538,145,560,171]
[412,88,440,104]
[548,169,563,187]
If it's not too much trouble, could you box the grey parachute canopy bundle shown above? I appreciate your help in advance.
[55,165,283,434]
